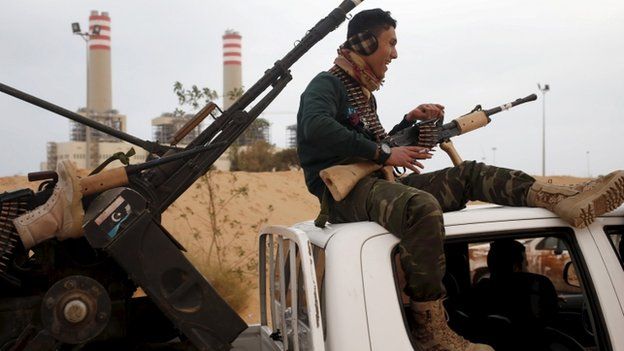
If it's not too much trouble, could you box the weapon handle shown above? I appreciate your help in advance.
[78,142,227,196]
[440,140,463,166]
[80,167,129,196]
[453,111,490,135]
[320,162,381,201]
[169,103,218,146]
[28,171,58,183]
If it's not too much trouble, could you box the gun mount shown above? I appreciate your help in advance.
[0,1,364,350]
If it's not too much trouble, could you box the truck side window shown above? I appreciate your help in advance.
[465,235,595,349]
[604,226,624,268]
[393,231,605,351]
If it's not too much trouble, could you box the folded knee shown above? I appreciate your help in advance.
[405,192,443,222]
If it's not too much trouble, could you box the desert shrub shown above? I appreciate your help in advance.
[229,143,299,172]
[190,255,250,312]
[272,148,300,171]
[234,140,275,172]
[177,172,270,313]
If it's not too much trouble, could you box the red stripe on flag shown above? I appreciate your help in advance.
[223,52,241,57]
[223,43,241,48]
[224,61,241,65]
[89,45,111,50]
[223,34,241,39]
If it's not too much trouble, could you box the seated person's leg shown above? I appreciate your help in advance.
[399,160,534,211]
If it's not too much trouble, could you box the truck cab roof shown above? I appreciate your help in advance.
[293,205,624,249]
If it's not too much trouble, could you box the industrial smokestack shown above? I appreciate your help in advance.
[87,10,112,113]
[222,30,242,110]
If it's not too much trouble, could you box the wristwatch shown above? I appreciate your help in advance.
[376,143,392,165]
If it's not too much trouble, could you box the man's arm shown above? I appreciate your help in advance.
[388,103,446,135]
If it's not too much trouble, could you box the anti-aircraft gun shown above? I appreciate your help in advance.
[0,1,364,349]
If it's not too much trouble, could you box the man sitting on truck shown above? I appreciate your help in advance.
[296,8,624,351]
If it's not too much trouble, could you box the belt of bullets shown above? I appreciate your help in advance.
[416,123,439,149]
[328,66,387,140]
[0,194,29,274]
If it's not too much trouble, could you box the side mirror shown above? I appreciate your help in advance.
[563,261,580,288]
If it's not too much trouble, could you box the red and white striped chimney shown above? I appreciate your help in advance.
[223,30,242,110]
[87,10,112,113]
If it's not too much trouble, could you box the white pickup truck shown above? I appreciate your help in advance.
[232,205,624,351]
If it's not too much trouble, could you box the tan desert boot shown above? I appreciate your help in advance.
[13,160,85,249]
[411,299,494,351]
[527,170,624,228]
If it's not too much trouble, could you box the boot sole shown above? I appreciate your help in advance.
[556,171,624,228]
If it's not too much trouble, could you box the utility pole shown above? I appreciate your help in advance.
[538,83,550,177]
[72,22,101,169]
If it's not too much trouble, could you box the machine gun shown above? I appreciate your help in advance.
[0,1,364,349]
[319,94,537,202]
[385,93,537,161]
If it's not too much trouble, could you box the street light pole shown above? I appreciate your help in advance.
[537,83,550,177]
[72,22,100,169]
[72,22,100,108]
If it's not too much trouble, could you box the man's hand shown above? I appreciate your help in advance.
[385,146,433,173]
[406,103,445,122]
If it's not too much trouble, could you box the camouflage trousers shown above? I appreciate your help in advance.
[327,161,535,301]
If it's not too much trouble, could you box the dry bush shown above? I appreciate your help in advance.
[189,254,251,312]
[229,142,299,172]
[177,171,269,312]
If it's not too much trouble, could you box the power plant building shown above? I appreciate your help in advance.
[44,11,147,171]
[286,124,297,149]
[151,113,202,145]
[43,18,267,172]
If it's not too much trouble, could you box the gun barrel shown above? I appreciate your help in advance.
[0,82,169,155]
[125,142,226,175]
[484,94,537,116]
[152,0,364,213]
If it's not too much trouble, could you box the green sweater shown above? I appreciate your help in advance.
[297,72,409,200]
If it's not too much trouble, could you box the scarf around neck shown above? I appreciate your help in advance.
[333,48,383,95]
[329,49,387,140]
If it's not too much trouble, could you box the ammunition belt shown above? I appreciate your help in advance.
[328,66,387,140]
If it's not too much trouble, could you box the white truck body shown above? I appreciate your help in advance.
[233,205,624,350]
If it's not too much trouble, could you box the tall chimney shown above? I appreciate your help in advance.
[87,10,112,113]
[222,30,242,110]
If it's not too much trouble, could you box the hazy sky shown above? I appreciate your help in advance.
[1,0,622,177]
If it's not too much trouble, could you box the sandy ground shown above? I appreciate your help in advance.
[0,170,590,323]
